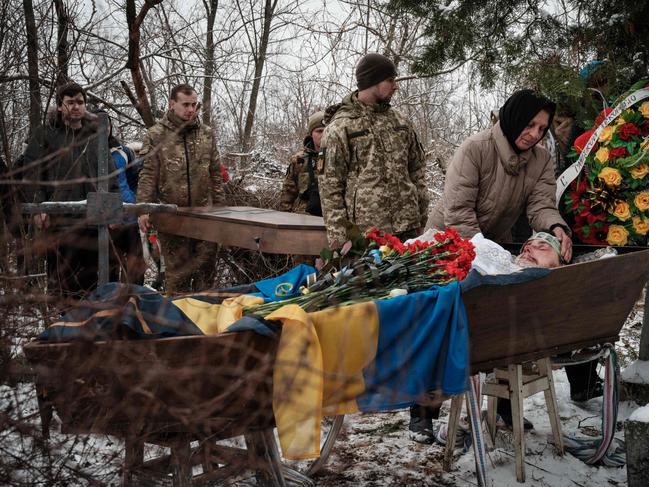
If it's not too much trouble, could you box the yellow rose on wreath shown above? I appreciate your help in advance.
[632,216,649,235]
[607,225,629,246]
[598,126,615,144]
[598,166,622,187]
[615,116,626,127]
[635,192,649,211]
[630,163,649,179]
[595,146,610,164]
[611,200,632,221]
[640,102,649,118]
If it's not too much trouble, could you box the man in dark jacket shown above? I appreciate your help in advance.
[22,82,118,297]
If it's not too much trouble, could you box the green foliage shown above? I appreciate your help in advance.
[389,0,649,93]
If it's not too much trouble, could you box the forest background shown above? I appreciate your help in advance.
[3,0,646,187]
[0,1,648,485]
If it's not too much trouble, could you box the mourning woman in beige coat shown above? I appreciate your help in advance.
[427,89,573,262]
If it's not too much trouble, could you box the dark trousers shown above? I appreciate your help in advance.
[410,403,441,421]
[564,360,600,393]
[159,233,218,294]
[110,224,145,286]
[45,227,117,298]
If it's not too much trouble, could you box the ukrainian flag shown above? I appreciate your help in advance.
[261,282,468,459]
[38,265,469,460]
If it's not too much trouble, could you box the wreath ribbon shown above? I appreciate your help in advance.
[555,88,649,204]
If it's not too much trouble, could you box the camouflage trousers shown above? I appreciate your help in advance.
[158,233,218,294]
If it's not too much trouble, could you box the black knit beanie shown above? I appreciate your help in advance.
[498,89,556,153]
[356,53,397,90]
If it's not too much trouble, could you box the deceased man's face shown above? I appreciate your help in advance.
[515,239,561,268]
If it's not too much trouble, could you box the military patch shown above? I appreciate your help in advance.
[316,148,326,173]
[348,129,370,139]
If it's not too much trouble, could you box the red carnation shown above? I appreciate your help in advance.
[586,211,605,224]
[595,108,614,128]
[618,122,641,141]
[642,120,649,137]
[609,146,629,159]
[568,192,581,211]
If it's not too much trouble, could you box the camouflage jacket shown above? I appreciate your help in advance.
[279,136,322,216]
[136,111,224,207]
[318,91,429,245]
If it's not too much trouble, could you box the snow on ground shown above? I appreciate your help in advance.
[308,305,646,487]
[629,404,649,423]
[309,366,633,487]
[1,303,646,485]
[621,359,649,384]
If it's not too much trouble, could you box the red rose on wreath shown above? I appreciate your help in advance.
[609,147,629,159]
[618,122,641,141]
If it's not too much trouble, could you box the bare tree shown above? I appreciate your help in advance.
[23,0,42,132]
[125,0,163,127]
[240,0,278,151]
[202,0,219,126]
[53,0,70,86]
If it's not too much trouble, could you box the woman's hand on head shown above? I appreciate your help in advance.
[552,226,572,263]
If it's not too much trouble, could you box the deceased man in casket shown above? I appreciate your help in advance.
[409,231,606,444]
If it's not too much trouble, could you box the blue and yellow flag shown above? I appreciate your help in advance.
[258,282,469,459]
[37,266,469,460]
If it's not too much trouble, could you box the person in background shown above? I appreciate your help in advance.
[137,83,225,294]
[318,53,429,248]
[22,82,118,298]
[279,110,325,216]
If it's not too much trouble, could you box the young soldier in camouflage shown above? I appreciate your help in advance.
[318,53,429,248]
[279,111,325,216]
[137,84,225,294]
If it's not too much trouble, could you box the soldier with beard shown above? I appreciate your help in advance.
[318,53,429,248]
[137,84,225,294]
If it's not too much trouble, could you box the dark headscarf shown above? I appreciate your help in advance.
[498,89,556,153]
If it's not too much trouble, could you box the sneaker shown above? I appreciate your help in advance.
[433,417,470,449]
[408,416,436,444]
[570,380,604,402]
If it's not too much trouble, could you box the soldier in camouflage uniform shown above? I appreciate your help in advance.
[137,84,225,294]
[279,111,325,216]
[318,53,429,248]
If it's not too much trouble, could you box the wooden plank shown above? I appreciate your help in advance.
[521,377,549,397]
[173,207,325,230]
[151,206,328,255]
[509,364,526,483]
[443,394,464,471]
[537,358,564,455]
